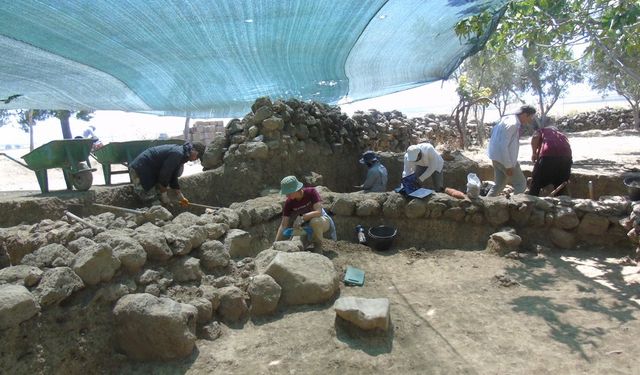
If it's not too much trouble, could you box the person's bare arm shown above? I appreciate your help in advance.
[531,131,542,162]
[275,216,290,242]
[302,202,323,222]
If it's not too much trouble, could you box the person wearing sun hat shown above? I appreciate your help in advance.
[274,175,335,252]
[355,150,388,192]
[402,142,444,192]
[486,104,537,196]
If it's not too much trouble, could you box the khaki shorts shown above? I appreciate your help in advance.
[309,216,330,243]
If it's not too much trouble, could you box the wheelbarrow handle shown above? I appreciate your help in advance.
[188,202,222,210]
[0,152,29,169]
[93,203,145,215]
[64,210,106,232]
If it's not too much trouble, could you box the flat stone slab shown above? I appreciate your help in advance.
[334,296,390,331]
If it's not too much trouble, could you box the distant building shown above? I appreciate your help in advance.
[190,120,224,145]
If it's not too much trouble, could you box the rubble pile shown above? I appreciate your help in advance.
[201,97,460,171]
[555,107,638,132]
[0,201,339,368]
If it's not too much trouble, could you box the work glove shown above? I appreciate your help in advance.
[160,192,171,205]
[179,197,190,207]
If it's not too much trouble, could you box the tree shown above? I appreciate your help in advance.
[450,74,492,149]
[586,7,640,129]
[455,0,640,86]
[16,110,94,140]
[518,44,583,121]
[462,50,521,118]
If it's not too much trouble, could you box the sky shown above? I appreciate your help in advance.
[0,79,629,150]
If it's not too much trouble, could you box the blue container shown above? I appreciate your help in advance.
[367,225,397,251]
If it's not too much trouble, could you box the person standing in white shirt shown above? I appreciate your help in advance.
[402,142,445,192]
[486,104,537,196]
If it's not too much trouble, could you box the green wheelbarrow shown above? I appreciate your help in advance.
[8,139,96,193]
[92,139,184,185]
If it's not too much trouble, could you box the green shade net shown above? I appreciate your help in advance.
[0,0,507,117]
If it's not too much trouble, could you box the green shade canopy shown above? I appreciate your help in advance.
[0,0,507,117]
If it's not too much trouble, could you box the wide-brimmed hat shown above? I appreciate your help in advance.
[280,175,303,195]
[359,150,379,164]
[515,105,536,115]
[405,145,421,162]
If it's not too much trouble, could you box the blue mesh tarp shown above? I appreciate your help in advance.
[0,0,507,117]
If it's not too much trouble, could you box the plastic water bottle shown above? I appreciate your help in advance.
[355,225,366,244]
[588,180,594,200]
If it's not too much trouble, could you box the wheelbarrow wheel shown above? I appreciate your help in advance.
[72,170,93,191]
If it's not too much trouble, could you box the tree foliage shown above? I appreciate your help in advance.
[451,74,492,148]
[15,110,93,139]
[586,3,640,129]
[460,49,520,117]
[456,0,640,114]
[518,44,583,119]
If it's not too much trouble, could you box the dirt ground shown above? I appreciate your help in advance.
[118,241,640,374]
[463,129,640,176]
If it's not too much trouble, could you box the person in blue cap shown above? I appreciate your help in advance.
[274,175,336,253]
[354,151,388,192]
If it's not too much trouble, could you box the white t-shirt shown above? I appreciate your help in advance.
[487,115,521,168]
[402,143,444,181]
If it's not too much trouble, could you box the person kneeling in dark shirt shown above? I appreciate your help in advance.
[129,142,205,206]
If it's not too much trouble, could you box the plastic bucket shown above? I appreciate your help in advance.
[624,176,640,201]
[367,225,397,251]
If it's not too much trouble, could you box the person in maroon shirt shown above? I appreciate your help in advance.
[275,175,331,251]
[529,124,572,196]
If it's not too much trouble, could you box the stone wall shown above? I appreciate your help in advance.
[234,189,634,252]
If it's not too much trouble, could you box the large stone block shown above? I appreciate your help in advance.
[486,231,522,256]
[20,243,75,268]
[72,243,121,286]
[33,267,84,306]
[224,229,253,258]
[0,265,43,287]
[0,284,40,329]
[264,252,338,306]
[331,197,355,216]
[334,297,390,331]
[217,286,248,323]
[356,199,381,216]
[483,197,510,227]
[405,199,427,218]
[382,193,407,218]
[248,274,281,316]
[198,240,230,270]
[577,213,610,236]
[550,228,576,249]
[113,293,197,361]
[554,207,580,230]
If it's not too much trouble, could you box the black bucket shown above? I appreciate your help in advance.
[367,225,397,251]
[624,176,640,201]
